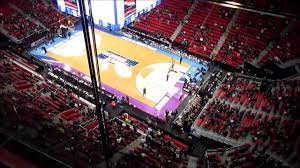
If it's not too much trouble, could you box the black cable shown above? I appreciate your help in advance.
[86,0,112,159]
[78,0,111,167]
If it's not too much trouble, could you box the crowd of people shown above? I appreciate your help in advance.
[258,21,300,65]
[0,0,77,42]
[215,10,288,67]
[117,113,189,168]
[172,69,225,133]
[46,65,132,113]
[128,0,298,69]
[133,0,191,39]
[173,95,203,133]
[0,50,133,166]
[177,4,235,58]
[0,3,43,40]
[10,0,77,31]
[0,0,299,167]
[204,143,291,168]
[194,73,299,167]
[0,49,194,167]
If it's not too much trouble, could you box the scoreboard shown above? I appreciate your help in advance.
[56,0,161,31]
[124,0,136,18]
[63,0,78,9]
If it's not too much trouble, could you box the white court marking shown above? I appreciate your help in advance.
[114,62,132,78]
[46,31,189,108]
[47,31,101,57]
[136,63,188,105]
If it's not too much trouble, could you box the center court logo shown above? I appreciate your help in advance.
[98,51,138,78]
[98,51,139,67]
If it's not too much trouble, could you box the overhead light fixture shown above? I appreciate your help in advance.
[220,3,240,9]
[225,1,242,6]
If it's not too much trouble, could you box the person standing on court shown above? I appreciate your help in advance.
[42,46,47,53]
[126,96,129,104]
[143,87,146,96]
[67,27,72,39]
[166,73,169,81]
[180,56,183,64]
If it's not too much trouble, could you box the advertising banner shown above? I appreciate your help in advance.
[124,0,136,18]
[64,0,78,10]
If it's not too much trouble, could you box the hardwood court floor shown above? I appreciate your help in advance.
[46,29,190,107]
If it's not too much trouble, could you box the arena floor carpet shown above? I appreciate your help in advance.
[31,27,208,119]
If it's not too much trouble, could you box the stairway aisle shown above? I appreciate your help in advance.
[210,9,240,58]
[97,135,145,167]
[187,155,199,168]
[0,27,21,44]
[253,19,296,67]
[170,0,199,41]
[8,3,46,29]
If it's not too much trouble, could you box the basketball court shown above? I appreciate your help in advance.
[31,27,208,119]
